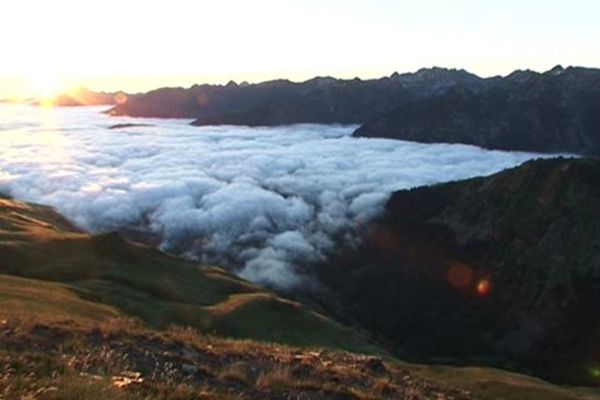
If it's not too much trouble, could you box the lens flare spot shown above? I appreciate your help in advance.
[114,92,128,104]
[477,279,492,296]
[447,263,474,289]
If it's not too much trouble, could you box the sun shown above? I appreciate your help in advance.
[26,73,64,105]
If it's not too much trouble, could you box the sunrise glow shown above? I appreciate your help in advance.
[26,74,64,104]
[0,0,599,98]
[0,0,597,395]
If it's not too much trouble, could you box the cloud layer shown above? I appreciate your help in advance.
[0,105,553,288]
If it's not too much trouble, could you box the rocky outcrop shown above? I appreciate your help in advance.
[313,157,600,385]
[354,66,600,155]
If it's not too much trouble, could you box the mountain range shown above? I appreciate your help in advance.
[101,66,600,155]
[354,66,600,155]
[106,67,482,123]
[4,66,600,397]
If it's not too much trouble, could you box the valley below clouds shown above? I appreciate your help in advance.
[0,105,553,288]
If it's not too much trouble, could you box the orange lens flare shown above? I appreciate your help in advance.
[477,279,492,296]
[114,92,128,104]
[447,263,474,289]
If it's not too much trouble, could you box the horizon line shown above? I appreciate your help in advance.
[2,63,599,99]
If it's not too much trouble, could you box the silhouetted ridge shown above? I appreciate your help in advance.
[314,157,600,385]
[106,68,485,125]
[354,66,600,155]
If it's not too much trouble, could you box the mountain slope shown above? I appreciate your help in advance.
[314,157,600,385]
[354,66,600,155]
[2,193,600,398]
[0,305,475,400]
[106,66,600,155]
[0,195,374,353]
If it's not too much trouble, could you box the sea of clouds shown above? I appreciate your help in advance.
[0,105,554,288]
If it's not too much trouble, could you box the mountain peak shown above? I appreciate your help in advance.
[549,64,565,75]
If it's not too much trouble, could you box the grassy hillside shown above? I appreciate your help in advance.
[414,365,600,400]
[354,67,600,155]
[2,282,598,400]
[0,274,121,323]
[0,314,472,400]
[1,194,599,398]
[0,194,374,353]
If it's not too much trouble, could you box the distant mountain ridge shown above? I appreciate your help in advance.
[51,87,118,106]
[1,87,118,106]
[354,66,600,155]
[106,67,486,124]
[105,66,600,155]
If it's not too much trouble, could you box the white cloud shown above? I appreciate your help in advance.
[0,105,556,288]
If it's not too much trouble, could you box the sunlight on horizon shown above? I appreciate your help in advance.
[0,0,599,97]
[26,74,65,104]
[0,103,72,168]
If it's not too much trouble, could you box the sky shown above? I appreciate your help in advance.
[0,0,599,97]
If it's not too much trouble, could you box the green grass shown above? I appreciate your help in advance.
[0,274,121,323]
[205,292,379,352]
[2,195,600,399]
[0,196,376,354]
[412,364,600,400]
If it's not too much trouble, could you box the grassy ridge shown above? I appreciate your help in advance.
[1,281,598,399]
[0,195,375,353]
[414,365,600,400]
[0,274,121,323]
